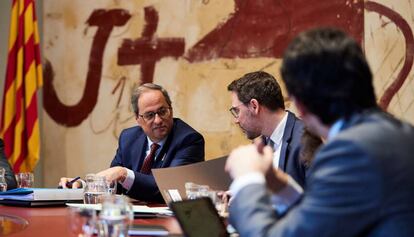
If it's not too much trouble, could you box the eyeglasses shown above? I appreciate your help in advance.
[139,107,171,122]
[229,103,244,118]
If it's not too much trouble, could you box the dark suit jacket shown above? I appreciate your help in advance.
[278,111,306,187]
[111,118,204,202]
[0,139,17,190]
[230,110,414,236]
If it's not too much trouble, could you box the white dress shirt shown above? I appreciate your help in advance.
[269,112,288,169]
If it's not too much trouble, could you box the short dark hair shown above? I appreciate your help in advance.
[281,28,377,125]
[227,71,285,111]
[131,83,172,116]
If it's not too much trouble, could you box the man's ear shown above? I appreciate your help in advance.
[249,98,260,114]
[135,116,142,126]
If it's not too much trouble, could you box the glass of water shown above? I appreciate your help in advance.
[97,195,133,237]
[69,207,97,237]
[15,172,34,188]
[185,182,210,200]
[83,174,108,204]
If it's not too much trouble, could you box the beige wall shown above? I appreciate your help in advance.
[365,0,414,121]
[0,1,12,94]
[24,0,414,187]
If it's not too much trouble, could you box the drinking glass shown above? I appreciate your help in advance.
[83,174,108,204]
[184,182,229,217]
[185,182,210,200]
[69,207,97,237]
[15,172,34,188]
[97,195,133,237]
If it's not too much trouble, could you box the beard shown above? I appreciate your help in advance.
[239,112,261,140]
[240,124,261,140]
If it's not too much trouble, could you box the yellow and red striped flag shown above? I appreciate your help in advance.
[0,0,43,172]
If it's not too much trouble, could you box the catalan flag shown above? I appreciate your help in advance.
[0,0,43,172]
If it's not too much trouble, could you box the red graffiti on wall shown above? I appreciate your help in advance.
[43,9,131,126]
[365,1,414,110]
[185,0,364,61]
[43,2,414,127]
[117,6,185,84]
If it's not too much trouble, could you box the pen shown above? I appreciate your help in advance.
[58,176,81,189]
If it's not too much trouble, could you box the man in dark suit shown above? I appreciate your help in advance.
[227,71,306,187]
[61,83,204,202]
[225,28,414,236]
[0,139,17,190]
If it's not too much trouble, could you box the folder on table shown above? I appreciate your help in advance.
[0,188,83,206]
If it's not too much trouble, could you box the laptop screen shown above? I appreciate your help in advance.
[153,156,231,203]
[170,197,229,237]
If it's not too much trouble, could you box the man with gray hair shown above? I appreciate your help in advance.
[61,83,205,202]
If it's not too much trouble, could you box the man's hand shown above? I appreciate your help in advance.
[225,143,289,193]
[225,144,273,179]
[96,166,128,183]
[59,177,82,188]
[265,167,289,193]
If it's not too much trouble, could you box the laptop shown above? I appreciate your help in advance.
[170,197,229,237]
[152,156,231,203]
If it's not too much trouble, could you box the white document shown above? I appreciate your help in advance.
[66,203,172,215]
[128,225,169,236]
[167,189,182,202]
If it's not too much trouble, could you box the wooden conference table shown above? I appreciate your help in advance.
[0,205,183,236]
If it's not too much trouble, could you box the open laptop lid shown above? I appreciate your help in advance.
[152,156,231,203]
[170,197,229,237]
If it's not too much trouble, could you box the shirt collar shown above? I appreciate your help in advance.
[146,137,166,150]
[327,119,344,140]
[269,111,288,147]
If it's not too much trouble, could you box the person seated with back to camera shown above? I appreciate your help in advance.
[225,27,414,236]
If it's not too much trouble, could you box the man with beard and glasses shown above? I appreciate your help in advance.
[227,71,307,189]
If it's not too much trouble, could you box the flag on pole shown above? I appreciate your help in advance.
[0,0,43,172]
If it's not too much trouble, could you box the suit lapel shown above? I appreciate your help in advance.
[279,112,295,170]
[132,131,148,172]
[156,119,176,168]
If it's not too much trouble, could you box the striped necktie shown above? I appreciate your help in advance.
[140,143,160,174]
